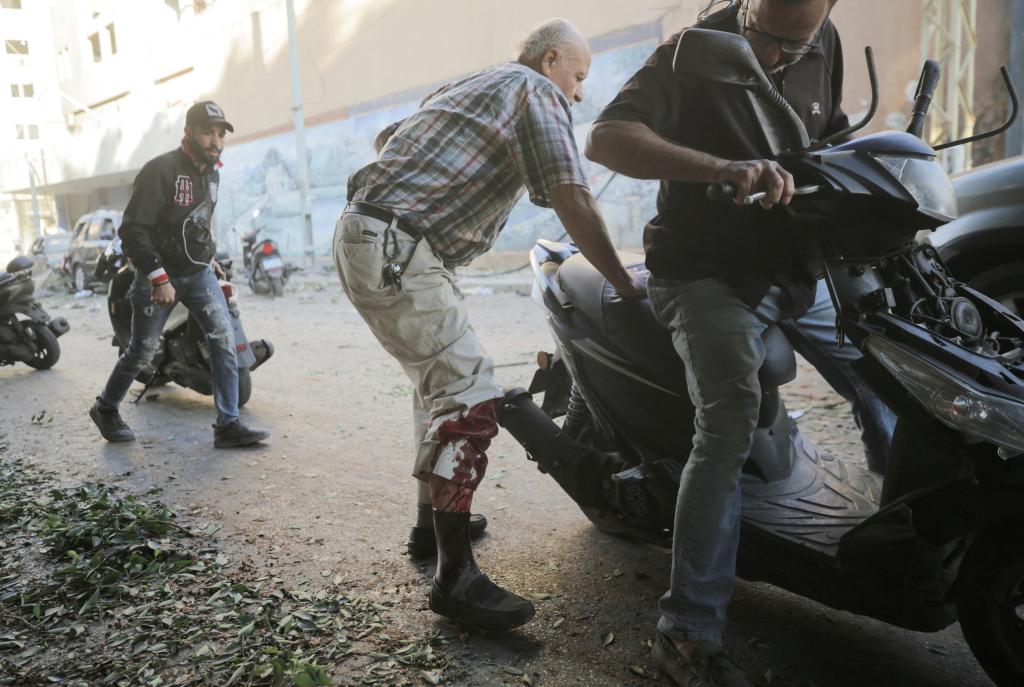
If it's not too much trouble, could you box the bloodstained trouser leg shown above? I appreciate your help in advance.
[428,398,504,513]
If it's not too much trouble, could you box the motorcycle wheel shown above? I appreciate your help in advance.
[73,264,88,293]
[23,321,60,370]
[956,523,1024,686]
[238,367,252,407]
[270,276,284,298]
[968,261,1024,318]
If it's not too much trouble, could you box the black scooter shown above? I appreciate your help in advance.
[96,240,274,406]
[241,221,291,297]
[499,30,1024,687]
[0,256,69,370]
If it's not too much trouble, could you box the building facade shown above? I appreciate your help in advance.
[1,0,1020,260]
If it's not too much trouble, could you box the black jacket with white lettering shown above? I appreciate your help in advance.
[118,145,219,284]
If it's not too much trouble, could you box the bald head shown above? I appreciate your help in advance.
[517,18,591,105]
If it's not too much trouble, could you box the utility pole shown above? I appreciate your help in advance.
[285,0,315,266]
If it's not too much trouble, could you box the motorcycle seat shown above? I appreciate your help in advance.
[557,252,797,389]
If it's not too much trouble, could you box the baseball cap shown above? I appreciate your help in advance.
[185,100,234,133]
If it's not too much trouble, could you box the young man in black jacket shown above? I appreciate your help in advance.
[89,101,269,449]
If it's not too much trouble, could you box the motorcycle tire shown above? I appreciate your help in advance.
[270,276,284,298]
[968,261,1024,318]
[73,264,88,293]
[955,522,1024,686]
[23,321,60,370]
[238,367,252,408]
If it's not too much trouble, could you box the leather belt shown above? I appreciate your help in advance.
[346,201,421,238]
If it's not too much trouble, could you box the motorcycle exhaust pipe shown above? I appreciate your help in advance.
[498,388,605,508]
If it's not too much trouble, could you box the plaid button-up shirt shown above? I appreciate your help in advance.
[347,62,589,266]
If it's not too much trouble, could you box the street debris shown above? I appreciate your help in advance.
[0,458,461,686]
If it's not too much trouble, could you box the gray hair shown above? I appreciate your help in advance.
[517,18,583,64]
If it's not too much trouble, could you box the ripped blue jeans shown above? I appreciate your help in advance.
[98,267,239,427]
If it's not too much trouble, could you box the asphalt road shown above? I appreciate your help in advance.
[0,271,995,686]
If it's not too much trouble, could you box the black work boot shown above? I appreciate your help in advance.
[428,510,534,631]
[214,420,270,448]
[408,503,487,558]
[89,399,135,443]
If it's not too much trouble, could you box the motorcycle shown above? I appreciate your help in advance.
[96,240,274,406]
[0,256,70,369]
[240,218,292,297]
[498,30,1024,687]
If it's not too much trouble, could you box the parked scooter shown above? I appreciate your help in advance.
[241,212,292,297]
[500,31,1024,687]
[0,256,70,369]
[96,239,274,405]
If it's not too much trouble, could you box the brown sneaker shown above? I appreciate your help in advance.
[651,633,751,687]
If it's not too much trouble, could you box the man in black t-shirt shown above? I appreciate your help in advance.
[586,1,893,685]
[89,101,269,450]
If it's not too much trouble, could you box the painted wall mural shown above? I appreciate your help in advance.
[213,39,661,259]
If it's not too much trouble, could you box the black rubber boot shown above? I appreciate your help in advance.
[428,510,534,631]
[214,420,270,448]
[89,400,135,443]
[408,503,487,558]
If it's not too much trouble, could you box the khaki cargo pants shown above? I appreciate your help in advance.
[333,209,504,491]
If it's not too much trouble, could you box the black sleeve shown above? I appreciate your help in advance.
[594,33,687,139]
[824,26,851,138]
[118,158,169,279]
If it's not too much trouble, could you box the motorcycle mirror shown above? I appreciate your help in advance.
[934,66,1019,150]
[672,28,763,89]
[906,59,941,139]
[673,28,810,154]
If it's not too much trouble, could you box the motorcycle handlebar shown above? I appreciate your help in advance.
[907,60,941,139]
[706,181,822,206]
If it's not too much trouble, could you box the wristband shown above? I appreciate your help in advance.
[148,268,169,286]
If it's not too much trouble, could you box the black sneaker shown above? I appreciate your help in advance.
[408,513,488,558]
[214,420,270,448]
[89,400,135,443]
[651,633,751,687]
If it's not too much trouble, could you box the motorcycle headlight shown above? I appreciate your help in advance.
[873,154,958,222]
[866,336,1024,454]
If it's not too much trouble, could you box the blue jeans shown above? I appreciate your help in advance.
[98,267,239,428]
[648,277,895,644]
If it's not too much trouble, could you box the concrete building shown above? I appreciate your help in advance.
[1,0,1020,259]
[0,0,64,263]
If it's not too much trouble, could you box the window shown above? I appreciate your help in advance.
[106,23,117,55]
[1,0,24,9]
[88,33,101,62]
[86,220,104,241]
[5,39,29,55]
[9,84,16,97]
[100,219,116,240]
[9,83,33,97]
[15,124,37,139]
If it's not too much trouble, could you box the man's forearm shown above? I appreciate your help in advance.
[586,120,726,183]
[119,223,166,284]
[548,184,634,293]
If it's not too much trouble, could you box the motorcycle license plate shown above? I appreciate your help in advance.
[262,257,284,270]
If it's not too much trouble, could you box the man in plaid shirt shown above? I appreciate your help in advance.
[337,18,644,631]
